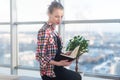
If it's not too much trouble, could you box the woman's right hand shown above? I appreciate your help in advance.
[57,60,72,66]
[64,51,72,55]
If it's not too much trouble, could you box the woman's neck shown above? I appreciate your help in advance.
[48,19,56,24]
[47,20,56,30]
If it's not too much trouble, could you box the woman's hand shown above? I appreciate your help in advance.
[57,60,72,66]
[49,59,73,66]
[64,51,72,55]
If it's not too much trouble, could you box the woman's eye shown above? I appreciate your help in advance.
[55,16,59,18]
[55,16,63,19]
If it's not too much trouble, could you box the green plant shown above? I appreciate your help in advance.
[66,35,89,72]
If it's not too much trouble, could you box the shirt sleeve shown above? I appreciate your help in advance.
[36,30,51,67]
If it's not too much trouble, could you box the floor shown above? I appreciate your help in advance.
[83,77,115,80]
[0,74,117,80]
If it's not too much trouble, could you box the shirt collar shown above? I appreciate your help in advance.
[46,22,56,31]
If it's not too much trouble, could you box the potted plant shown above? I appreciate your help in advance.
[66,35,89,72]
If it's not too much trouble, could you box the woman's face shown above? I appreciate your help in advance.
[48,8,64,25]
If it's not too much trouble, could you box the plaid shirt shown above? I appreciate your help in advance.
[36,22,62,77]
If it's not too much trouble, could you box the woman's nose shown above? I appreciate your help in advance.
[58,18,62,22]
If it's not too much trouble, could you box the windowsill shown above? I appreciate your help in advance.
[84,72,120,80]
[0,74,120,80]
[0,74,40,80]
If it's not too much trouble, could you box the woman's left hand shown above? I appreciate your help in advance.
[58,60,73,66]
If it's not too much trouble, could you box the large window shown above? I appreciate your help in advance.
[64,0,120,20]
[65,23,120,75]
[0,0,120,79]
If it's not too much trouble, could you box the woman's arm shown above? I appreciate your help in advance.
[49,60,72,66]
[36,30,52,67]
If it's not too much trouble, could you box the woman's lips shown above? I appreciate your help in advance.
[56,22,60,24]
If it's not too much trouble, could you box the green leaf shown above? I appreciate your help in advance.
[66,35,89,58]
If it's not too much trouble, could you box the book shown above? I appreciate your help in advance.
[60,46,80,61]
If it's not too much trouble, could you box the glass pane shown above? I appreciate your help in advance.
[64,0,120,20]
[64,23,120,76]
[18,24,41,68]
[0,25,10,65]
[17,0,54,21]
[0,67,10,75]
[0,0,10,22]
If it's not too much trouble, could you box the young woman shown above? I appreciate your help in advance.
[36,1,81,80]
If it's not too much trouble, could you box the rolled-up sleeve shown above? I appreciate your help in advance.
[36,30,51,66]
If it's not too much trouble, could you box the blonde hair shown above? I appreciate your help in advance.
[48,1,64,14]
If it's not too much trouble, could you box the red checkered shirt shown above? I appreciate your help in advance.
[36,22,62,77]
